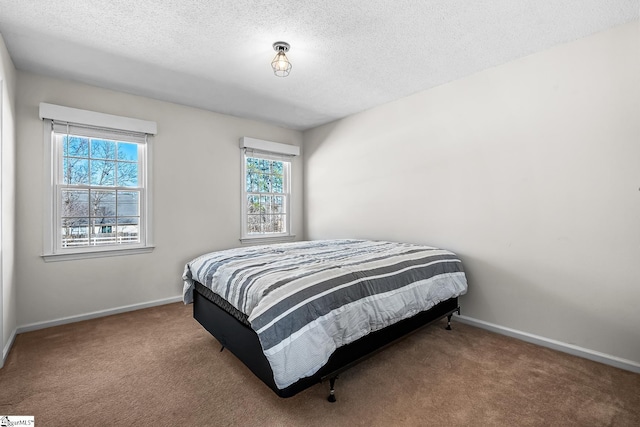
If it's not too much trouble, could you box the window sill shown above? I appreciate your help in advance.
[42,246,155,262]
[240,234,296,245]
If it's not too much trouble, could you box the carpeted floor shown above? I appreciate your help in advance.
[1,302,638,426]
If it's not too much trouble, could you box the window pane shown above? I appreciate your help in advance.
[90,160,116,186]
[260,195,271,213]
[62,190,89,217]
[117,217,140,244]
[117,143,138,161]
[247,195,260,214]
[117,162,139,187]
[272,175,283,193]
[61,222,89,247]
[246,157,259,172]
[247,215,262,233]
[272,215,284,233]
[263,216,275,233]
[272,161,283,175]
[65,136,89,157]
[273,196,283,214]
[63,158,90,185]
[91,190,116,219]
[258,174,270,193]
[91,139,117,159]
[91,217,117,246]
[258,159,270,173]
[264,196,274,214]
[247,173,259,192]
[117,191,140,216]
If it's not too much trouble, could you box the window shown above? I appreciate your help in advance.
[244,154,290,235]
[240,137,299,243]
[57,130,142,247]
[40,103,156,261]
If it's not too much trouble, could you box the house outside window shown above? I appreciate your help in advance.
[40,103,156,261]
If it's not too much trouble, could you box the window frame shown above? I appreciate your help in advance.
[40,104,156,261]
[240,150,294,244]
[239,137,299,244]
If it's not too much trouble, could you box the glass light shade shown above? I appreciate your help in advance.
[271,51,292,77]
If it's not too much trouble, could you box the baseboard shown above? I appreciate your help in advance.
[16,295,183,334]
[455,314,640,374]
[2,328,17,368]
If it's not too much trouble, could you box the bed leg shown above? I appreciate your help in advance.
[327,376,338,403]
[446,307,461,330]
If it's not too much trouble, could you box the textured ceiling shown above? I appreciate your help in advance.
[0,1,638,130]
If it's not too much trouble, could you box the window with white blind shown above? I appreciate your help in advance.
[40,103,156,261]
[240,137,299,243]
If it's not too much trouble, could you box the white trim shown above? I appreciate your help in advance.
[42,245,155,262]
[2,327,16,369]
[16,295,183,334]
[144,136,154,247]
[42,120,55,257]
[239,137,300,156]
[455,314,640,374]
[240,234,297,245]
[39,103,157,135]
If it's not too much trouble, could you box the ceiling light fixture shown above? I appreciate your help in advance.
[271,41,292,77]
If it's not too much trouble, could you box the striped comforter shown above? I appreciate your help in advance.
[182,239,468,389]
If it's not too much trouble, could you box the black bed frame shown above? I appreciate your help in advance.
[193,283,460,401]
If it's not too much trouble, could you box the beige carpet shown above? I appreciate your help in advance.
[1,302,638,426]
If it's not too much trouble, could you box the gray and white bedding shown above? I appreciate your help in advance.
[182,239,468,389]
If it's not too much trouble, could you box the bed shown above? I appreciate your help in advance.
[182,239,468,401]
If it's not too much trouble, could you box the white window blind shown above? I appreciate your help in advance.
[239,136,300,157]
[51,121,148,144]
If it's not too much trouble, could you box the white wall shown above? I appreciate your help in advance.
[304,22,640,365]
[0,33,17,366]
[15,72,303,327]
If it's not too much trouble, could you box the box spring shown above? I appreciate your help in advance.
[193,282,459,398]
